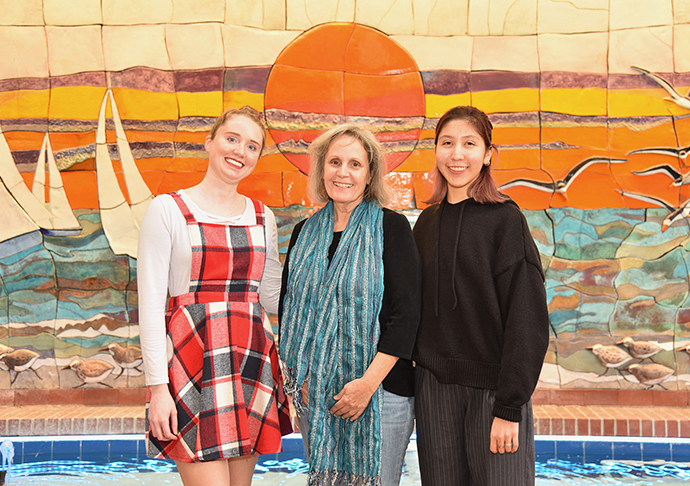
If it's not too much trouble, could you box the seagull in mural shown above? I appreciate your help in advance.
[100,342,143,378]
[587,344,633,375]
[499,157,627,195]
[631,66,690,110]
[0,349,41,384]
[617,190,690,231]
[617,337,662,361]
[625,363,675,389]
[63,358,114,388]
[631,163,690,186]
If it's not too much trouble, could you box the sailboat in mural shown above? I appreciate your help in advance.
[31,133,82,236]
[95,89,153,259]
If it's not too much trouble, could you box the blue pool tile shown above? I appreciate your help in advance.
[671,442,690,462]
[52,440,81,462]
[613,442,642,462]
[110,440,138,461]
[641,441,671,462]
[136,439,148,461]
[584,441,613,463]
[555,441,584,462]
[80,440,109,463]
[535,439,555,462]
[23,441,52,463]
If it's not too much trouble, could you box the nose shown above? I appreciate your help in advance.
[451,143,463,159]
[231,142,246,157]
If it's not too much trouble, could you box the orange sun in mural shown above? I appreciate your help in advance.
[264,23,426,175]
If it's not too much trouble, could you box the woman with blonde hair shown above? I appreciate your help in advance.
[280,124,421,485]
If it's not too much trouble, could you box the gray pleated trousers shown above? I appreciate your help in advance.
[415,366,535,486]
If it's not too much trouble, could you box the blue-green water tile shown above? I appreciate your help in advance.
[7,289,57,323]
[0,231,43,259]
[610,297,676,334]
[273,204,312,253]
[550,298,615,336]
[0,254,56,291]
[524,209,554,258]
[55,259,129,291]
[61,287,127,312]
[617,218,690,259]
[55,301,126,321]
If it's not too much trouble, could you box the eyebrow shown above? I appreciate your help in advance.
[223,130,261,146]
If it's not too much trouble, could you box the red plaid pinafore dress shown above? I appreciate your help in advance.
[146,192,292,462]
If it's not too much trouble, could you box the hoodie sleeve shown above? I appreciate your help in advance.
[492,211,550,422]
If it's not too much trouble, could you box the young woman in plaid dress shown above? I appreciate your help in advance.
[138,106,292,486]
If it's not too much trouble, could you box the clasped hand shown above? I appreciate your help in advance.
[329,378,376,421]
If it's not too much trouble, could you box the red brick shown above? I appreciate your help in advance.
[667,420,679,438]
[531,389,549,405]
[118,388,146,405]
[680,420,690,438]
[564,418,576,435]
[32,419,45,435]
[615,419,628,436]
[552,418,564,435]
[583,390,619,406]
[109,418,122,434]
[577,419,589,435]
[123,417,135,434]
[14,389,51,406]
[97,418,110,434]
[84,388,119,406]
[0,420,6,436]
[7,419,18,436]
[84,417,97,434]
[19,419,31,435]
[641,420,654,437]
[0,391,14,406]
[654,420,667,437]
[538,417,551,435]
[603,418,615,436]
[590,419,602,436]
[549,390,585,405]
[135,417,146,434]
[49,389,85,405]
[619,390,654,406]
[652,391,688,407]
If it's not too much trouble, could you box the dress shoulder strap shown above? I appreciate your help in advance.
[168,192,196,223]
[250,198,265,226]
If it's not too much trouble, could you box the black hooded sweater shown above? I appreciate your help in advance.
[412,198,550,422]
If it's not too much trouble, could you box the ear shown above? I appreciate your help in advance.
[484,147,493,166]
[204,135,213,152]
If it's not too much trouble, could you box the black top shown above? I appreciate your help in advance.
[413,198,550,422]
[279,208,422,396]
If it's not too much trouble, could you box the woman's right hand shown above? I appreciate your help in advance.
[148,384,178,441]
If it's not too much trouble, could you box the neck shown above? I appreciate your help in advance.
[186,176,244,217]
[332,198,363,232]
[446,188,468,204]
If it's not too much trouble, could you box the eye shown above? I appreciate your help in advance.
[351,160,361,168]
[441,140,452,146]
[247,143,259,152]
[227,135,238,143]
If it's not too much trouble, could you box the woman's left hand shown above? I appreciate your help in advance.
[330,378,376,421]
[490,417,519,454]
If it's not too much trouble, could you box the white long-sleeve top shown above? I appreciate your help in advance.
[137,190,281,386]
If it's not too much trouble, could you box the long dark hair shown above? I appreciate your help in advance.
[425,106,508,205]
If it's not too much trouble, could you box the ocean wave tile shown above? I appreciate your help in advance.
[616,210,690,259]
[615,248,688,307]
[610,295,678,335]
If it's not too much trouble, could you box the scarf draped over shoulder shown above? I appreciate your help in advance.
[280,199,385,485]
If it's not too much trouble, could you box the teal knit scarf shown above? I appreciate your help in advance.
[281,199,385,486]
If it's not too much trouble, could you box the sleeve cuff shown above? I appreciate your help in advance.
[492,402,523,423]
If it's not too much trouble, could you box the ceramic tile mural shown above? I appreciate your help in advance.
[2,1,690,393]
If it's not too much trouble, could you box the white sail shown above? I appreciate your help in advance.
[0,125,54,230]
[0,180,40,243]
[32,134,82,235]
[96,89,141,258]
[107,90,153,226]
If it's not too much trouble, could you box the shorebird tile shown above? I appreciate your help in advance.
[355,0,414,36]
[102,0,173,25]
[103,25,170,72]
[537,0,608,34]
[46,26,105,77]
[610,0,672,30]
[172,0,225,23]
[44,0,101,26]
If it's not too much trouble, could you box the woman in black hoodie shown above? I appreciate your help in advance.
[413,106,550,485]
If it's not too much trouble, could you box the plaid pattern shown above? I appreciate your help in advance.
[146,192,292,462]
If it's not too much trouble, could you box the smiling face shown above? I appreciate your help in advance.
[435,118,492,203]
[322,135,371,209]
[204,114,263,186]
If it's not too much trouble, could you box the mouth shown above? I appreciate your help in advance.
[225,157,245,169]
[332,181,354,188]
[447,166,468,174]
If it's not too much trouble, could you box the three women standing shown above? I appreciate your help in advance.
[413,106,550,485]
[280,124,421,485]
[138,106,292,486]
